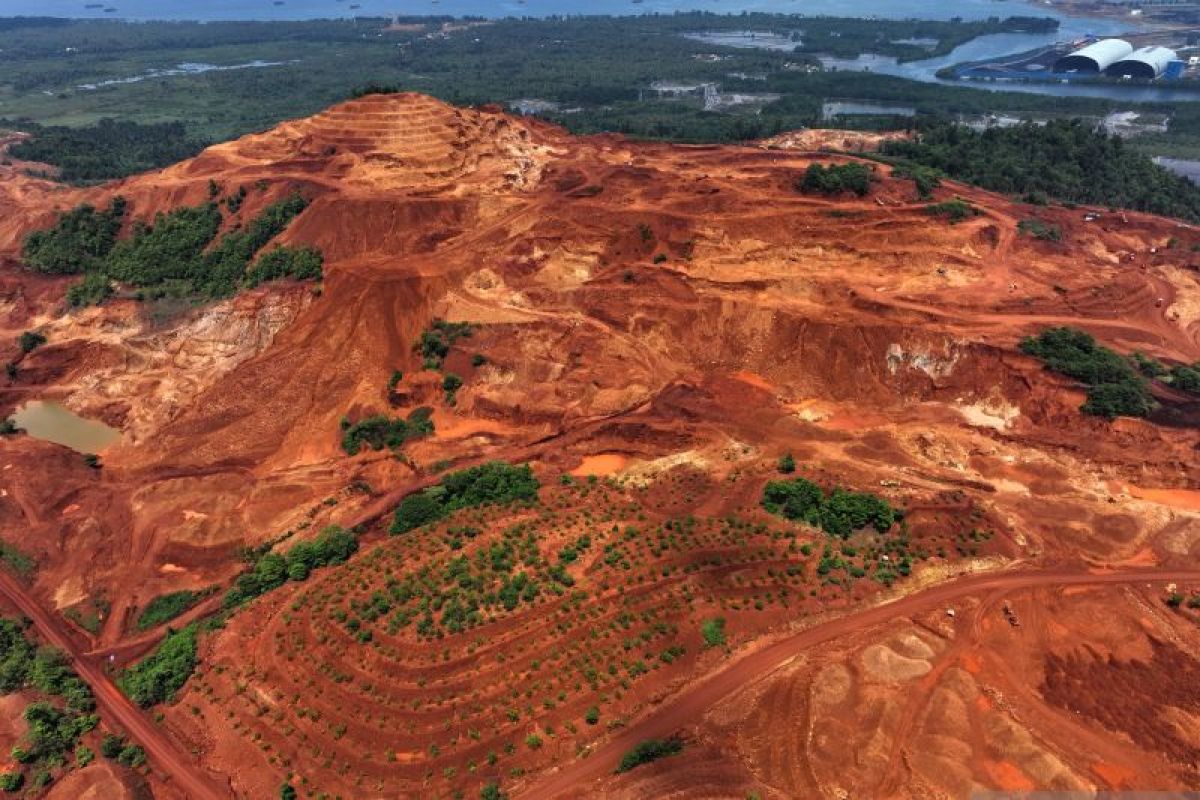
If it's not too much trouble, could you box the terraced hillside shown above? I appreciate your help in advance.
[0,94,1198,798]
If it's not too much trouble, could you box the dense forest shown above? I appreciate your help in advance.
[4,13,1200,220]
[880,120,1200,223]
[8,119,205,183]
[0,14,1122,148]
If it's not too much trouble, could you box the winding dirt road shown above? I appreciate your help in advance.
[519,566,1200,799]
[0,571,229,800]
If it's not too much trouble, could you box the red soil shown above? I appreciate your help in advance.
[0,93,1198,797]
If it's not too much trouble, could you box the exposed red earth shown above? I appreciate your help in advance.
[0,93,1198,797]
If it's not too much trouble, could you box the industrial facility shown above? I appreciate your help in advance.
[1105,46,1180,79]
[1050,38,1181,80]
[1053,38,1133,73]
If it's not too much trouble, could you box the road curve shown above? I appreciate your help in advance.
[520,567,1200,799]
[0,571,229,800]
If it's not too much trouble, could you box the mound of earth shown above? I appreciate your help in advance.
[0,92,1198,798]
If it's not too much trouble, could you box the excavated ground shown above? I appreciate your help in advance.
[0,93,1198,798]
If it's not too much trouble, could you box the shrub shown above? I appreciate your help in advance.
[23,193,316,302]
[584,706,600,725]
[0,772,22,792]
[66,273,114,307]
[700,617,726,648]
[117,743,146,768]
[17,332,45,354]
[99,733,123,759]
[799,162,873,197]
[417,319,474,369]
[1169,363,1200,395]
[615,737,683,773]
[480,783,507,800]
[890,161,942,199]
[225,526,357,607]
[776,453,795,474]
[1017,218,1062,242]
[280,784,298,800]
[924,199,978,224]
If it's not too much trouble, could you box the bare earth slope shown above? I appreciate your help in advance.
[1,93,1199,798]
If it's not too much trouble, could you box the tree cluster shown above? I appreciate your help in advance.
[22,193,319,304]
[391,462,540,534]
[762,476,897,537]
[225,525,359,607]
[1019,327,1154,418]
[799,162,873,197]
[340,407,434,456]
[118,624,198,707]
[882,120,1200,224]
[9,119,205,184]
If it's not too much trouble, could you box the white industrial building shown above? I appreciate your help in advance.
[1105,46,1178,79]
[1054,38,1133,73]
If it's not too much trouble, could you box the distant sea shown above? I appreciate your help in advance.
[0,0,1133,28]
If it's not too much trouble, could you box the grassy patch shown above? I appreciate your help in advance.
[135,588,215,631]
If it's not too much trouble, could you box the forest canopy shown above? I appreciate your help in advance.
[880,120,1200,224]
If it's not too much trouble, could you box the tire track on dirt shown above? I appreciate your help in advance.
[519,567,1200,799]
[0,571,230,800]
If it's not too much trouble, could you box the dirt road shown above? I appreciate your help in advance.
[519,566,1200,799]
[0,571,230,800]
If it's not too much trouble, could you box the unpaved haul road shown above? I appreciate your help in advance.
[520,566,1200,799]
[0,571,229,800]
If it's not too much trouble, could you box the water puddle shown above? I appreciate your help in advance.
[10,401,120,453]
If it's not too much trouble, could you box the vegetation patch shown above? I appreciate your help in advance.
[225,525,358,608]
[1019,327,1154,419]
[924,198,979,224]
[391,462,540,534]
[0,542,36,578]
[17,331,45,354]
[136,588,215,631]
[799,162,873,197]
[10,119,205,184]
[417,319,474,370]
[762,476,898,537]
[118,623,198,707]
[0,617,98,788]
[883,120,1200,224]
[1017,218,1062,242]
[22,193,319,304]
[340,407,434,455]
[700,617,727,648]
[615,737,684,773]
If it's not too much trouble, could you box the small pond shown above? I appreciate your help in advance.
[10,401,120,454]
